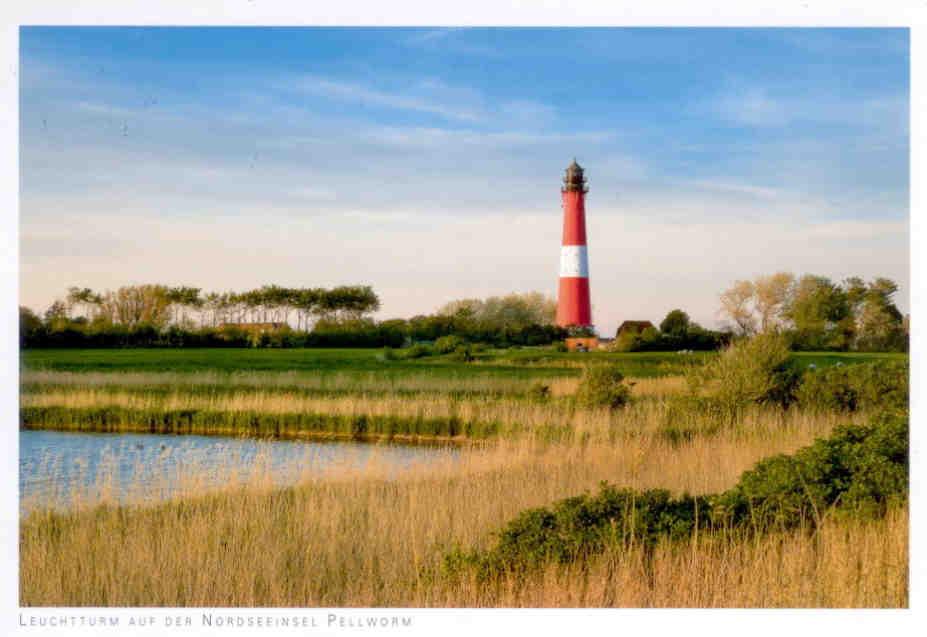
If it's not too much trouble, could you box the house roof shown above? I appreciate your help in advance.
[616,320,655,335]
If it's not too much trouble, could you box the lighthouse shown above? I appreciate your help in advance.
[556,159,593,330]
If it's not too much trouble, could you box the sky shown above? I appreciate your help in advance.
[18,27,909,335]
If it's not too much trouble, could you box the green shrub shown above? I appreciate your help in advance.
[795,360,908,413]
[712,412,908,526]
[552,341,568,353]
[448,344,474,362]
[395,344,433,360]
[689,333,799,421]
[448,412,908,579]
[574,365,631,409]
[468,487,709,575]
[434,335,465,354]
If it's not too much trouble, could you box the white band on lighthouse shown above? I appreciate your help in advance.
[559,245,589,278]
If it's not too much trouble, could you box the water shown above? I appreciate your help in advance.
[20,429,459,512]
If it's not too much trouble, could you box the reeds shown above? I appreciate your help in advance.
[21,376,860,444]
[19,365,906,607]
[20,412,899,607]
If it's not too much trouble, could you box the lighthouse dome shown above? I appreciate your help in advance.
[562,158,588,192]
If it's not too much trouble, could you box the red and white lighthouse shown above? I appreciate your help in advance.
[556,159,593,329]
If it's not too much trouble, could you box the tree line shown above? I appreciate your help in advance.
[56,284,381,330]
[19,275,908,352]
[20,287,566,349]
[718,273,907,352]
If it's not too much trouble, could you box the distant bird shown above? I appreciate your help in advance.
[122,122,128,137]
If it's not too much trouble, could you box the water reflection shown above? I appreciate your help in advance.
[20,429,458,512]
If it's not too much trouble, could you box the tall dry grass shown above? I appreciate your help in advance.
[21,377,859,443]
[20,366,906,607]
[21,370,553,394]
[20,408,897,607]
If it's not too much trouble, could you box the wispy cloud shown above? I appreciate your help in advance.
[712,88,788,127]
[403,28,460,44]
[685,179,781,200]
[708,84,908,133]
[278,74,485,123]
[402,28,500,57]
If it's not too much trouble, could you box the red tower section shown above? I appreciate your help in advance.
[556,159,592,328]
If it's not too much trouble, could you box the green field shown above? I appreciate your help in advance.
[20,347,903,377]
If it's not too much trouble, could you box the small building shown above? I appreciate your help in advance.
[565,336,600,352]
[615,320,655,338]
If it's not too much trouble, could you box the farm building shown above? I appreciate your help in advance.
[615,320,655,338]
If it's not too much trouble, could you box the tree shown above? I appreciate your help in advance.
[20,306,43,346]
[437,292,557,330]
[99,285,173,328]
[753,272,794,332]
[66,287,103,320]
[659,309,691,336]
[719,280,756,336]
[854,278,905,351]
[782,275,849,350]
[44,300,69,327]
[165,286,202,327]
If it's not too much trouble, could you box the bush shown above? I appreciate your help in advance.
[394,344,433,360]
[464,487,708,575]
[796,360,908,413]
[434,335,465,354]
[712,412,908,526]
[448,412,908,579]
[574,365,631,409]
[689,333,799,421]
[448,344,474,362]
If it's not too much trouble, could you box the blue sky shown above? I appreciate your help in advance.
[19,27,909,333]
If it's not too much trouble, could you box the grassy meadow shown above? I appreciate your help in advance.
[18,346,908,607]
